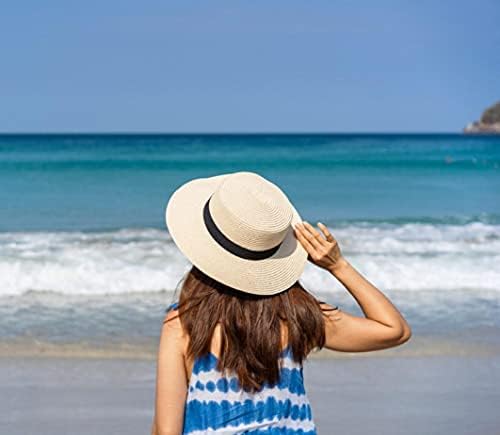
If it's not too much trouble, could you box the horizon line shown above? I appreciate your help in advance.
[0,131,481,136]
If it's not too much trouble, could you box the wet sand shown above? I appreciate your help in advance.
[1,353,499,435]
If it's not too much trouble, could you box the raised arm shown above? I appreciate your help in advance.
[294,221,411,352]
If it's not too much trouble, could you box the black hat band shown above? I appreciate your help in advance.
[203,196,282,260]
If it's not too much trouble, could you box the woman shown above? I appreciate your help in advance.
[152,171,411,435]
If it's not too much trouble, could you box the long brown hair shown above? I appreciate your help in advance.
[166,265,330,392]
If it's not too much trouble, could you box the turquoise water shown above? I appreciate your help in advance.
[0,134,499,352]
[1,134,499,230]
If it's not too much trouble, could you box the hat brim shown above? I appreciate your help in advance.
[165,173,308,295]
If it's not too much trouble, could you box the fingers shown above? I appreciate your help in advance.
[317,222,335,243]
[293,225,316,254]
[295,222,324,250]
[302,221,329,248]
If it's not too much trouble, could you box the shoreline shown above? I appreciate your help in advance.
[1,334,499,360]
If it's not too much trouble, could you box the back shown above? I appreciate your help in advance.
[183,343,316,434]
[165,301,317,434]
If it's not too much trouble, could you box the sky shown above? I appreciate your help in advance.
[1,0,499,133]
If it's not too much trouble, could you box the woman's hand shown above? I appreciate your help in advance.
[293,221,345,273]
[294,220,412,352]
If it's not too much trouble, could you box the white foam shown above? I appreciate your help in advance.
[0,222,499,297]
[0,229,189,296]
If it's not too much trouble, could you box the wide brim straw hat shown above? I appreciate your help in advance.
[165,171,308,295]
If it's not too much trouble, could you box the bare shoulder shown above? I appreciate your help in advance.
[319,302,342,320]
[318,302,346,337]
[159,308,187,355]
[163,308,183,330]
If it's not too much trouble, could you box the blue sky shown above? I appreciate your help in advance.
[1,1,499,132]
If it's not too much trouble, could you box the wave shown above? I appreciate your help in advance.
[0,222,499,297]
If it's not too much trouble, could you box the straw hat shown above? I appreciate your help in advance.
[165,171,308,295]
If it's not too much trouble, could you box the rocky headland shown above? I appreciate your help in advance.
[464,101,500,134]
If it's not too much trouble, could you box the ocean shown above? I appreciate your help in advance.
[1,134,499,357]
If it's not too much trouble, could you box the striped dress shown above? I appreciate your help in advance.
[165,303,317,434]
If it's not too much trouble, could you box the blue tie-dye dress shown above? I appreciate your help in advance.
[165,302,317,434]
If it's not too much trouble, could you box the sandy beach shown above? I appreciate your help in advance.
[1,349,499,435]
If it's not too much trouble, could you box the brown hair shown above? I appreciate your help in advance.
[166,265,331,392]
